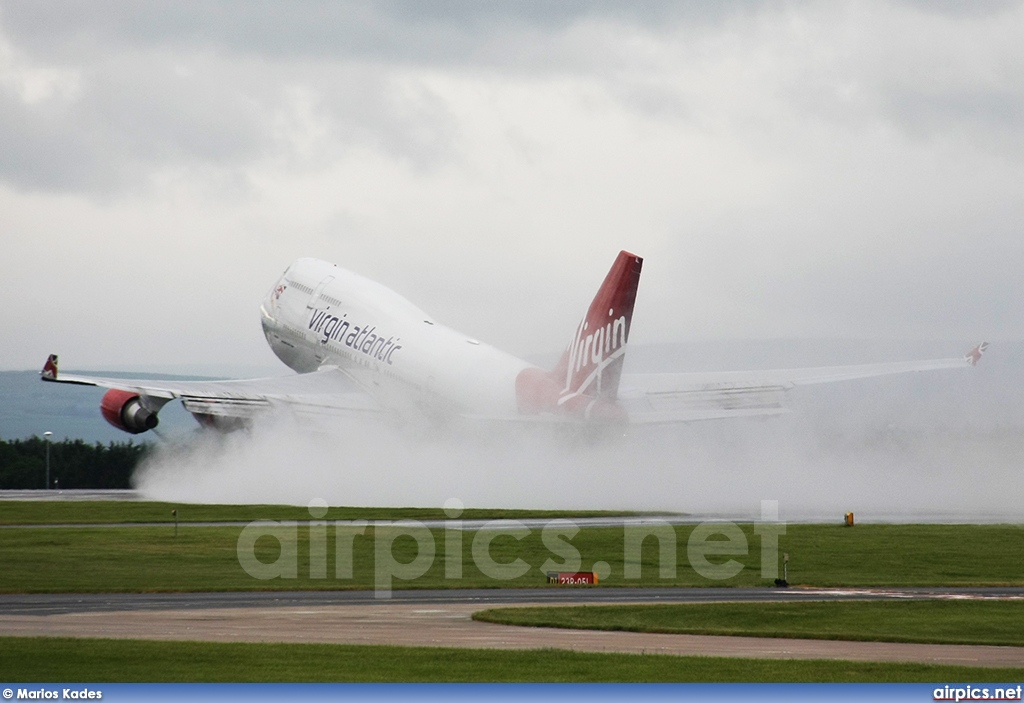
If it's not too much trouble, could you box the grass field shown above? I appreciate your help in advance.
[2,636,1022,682]
[474,600,1024,646]
[2,502,1023,684]
[1,504,1022,591]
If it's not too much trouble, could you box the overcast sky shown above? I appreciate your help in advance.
[2,1,1022,373]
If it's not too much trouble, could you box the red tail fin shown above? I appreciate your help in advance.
[516,251,642,421]
[554,250,642,401]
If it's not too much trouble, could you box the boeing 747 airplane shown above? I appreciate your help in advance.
[41,251,986,435]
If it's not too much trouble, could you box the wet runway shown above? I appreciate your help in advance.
[4,586,1024,616]
[2,587,1023,668]
[2,490,1020,524]
[0,489,141,501]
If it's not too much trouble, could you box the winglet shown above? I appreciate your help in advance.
[41,354,59,381]
[965,342,989,367]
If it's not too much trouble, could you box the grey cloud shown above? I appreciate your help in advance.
[745,5,1024,158]
[879,86,1024,155]
[307,66,462,171]
[0,53,461,193]
[0,58,274,192]
[1,1,739,64]
[892,0,1021,19]
[794,249,1024,341]
[4,0,1024,196]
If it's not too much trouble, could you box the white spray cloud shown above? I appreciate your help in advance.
[134,357,1024,523]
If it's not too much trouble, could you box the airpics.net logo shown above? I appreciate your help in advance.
[235,499,787,598]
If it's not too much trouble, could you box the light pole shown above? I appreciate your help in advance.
[43,431,52,490]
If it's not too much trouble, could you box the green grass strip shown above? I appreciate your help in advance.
[1,636,1022,682]
[474,600,1024,646]
[2,522,1023,592]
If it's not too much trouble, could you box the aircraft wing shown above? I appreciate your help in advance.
[40,355,380,426]
[617,343,988,424]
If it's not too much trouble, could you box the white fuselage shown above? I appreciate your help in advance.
[259,258,534,420]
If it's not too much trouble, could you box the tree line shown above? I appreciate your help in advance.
[0,436,149,490]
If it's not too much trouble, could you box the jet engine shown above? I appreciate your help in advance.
[100,389,159,434]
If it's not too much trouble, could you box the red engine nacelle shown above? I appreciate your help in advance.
[100,389,159,434]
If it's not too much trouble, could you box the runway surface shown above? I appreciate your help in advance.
[3,490,1022,524]
[0,516,701,530]
[2,588,1023,668]
[5,586,1024,615]
[0,489,141,501]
